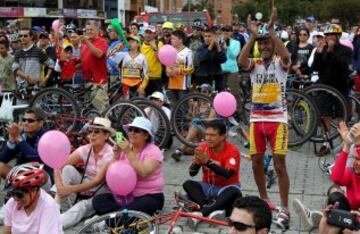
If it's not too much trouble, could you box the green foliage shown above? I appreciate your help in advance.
[232,0,360,26]
[182,1,216,20]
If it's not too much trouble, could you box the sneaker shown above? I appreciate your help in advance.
[273,208,290,231]
[316,145,330,157]
[84,220,106,233]
[264,199,278,211]
[208,210,226,221]
[228,129,237,137]
[292,198,313,231]
[187,211,203,230]
[171,149,183,162]
[310,210,323,229]
[84,215,100,225]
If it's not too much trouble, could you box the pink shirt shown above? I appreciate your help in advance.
[4,189,63,234]
[120,143,164,197]
[75,143,114,179]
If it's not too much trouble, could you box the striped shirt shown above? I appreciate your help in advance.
[12,44,54,81]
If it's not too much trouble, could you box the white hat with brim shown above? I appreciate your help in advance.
[87,117,116,137]
[149,91,165,102]
[123,117,154,141]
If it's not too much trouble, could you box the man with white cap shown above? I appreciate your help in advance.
[141,25,164,96]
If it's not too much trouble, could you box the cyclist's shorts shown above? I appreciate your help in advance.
[249,122,288,156]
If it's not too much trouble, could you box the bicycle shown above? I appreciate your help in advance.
[77,192,229,234]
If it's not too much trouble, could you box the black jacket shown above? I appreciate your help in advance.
[197,44,227,76]
[312,43,353,94]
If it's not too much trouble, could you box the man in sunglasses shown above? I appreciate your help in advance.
[228,196,272,234]
[0,108,51,181]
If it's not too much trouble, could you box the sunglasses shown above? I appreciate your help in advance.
[127,127,144,133]
[201,90,210,94]
[299,33,308,36]
[228,219,256,231]
[19,34,29,38]
[10,189,27,200]
[23,118,38,123]
[87,129,103,135]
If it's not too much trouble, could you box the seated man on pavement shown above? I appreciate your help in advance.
[52,117,116,230]
[228,196,272,234]
[182,120,241,222]
[293,122,360,233]
[0,108,52,182]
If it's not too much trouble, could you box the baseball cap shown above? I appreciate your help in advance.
[32,26,42,32]
[149,91,165,102]
[127,35,141,43]
[306,16,316,23]
[144,25,156,33]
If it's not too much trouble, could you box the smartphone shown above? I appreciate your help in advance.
[327,209,356,230]
[116,132,123,144]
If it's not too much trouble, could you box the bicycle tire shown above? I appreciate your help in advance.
[348,94,360,126]
[286,89,320,147]
[77,210,158,234]
[171,93,213,148]
[103,100,146,137]
[30,87,80,133]
[132,100,171,149]
[304,84,349,143]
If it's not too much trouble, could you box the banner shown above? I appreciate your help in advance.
[0,7,24,17]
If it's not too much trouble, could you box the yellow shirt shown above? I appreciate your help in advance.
[140,41,164,80]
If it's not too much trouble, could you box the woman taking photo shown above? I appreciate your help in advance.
[92,116,165,216]
[52,117,117,229]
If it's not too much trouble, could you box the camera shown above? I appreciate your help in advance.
[327,209,360,230]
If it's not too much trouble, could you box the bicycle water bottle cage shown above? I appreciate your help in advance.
[0,93,15,122]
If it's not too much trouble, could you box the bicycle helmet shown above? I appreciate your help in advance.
[192,21,204,29]
[5,162,48,191]
[256,23,280,39]
[324,24,342,35]
[65,22,77,32]
[10,34,21,42]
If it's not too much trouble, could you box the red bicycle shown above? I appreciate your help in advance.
[77,192,229,234]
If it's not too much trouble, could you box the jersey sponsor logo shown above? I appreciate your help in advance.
[229,158,236,165]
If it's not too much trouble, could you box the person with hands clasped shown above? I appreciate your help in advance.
[92,117,165,217]
[51,117,116,229]
[238,7,291,230]
[182,121,241,225]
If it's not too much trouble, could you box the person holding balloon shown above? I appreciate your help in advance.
[92,116,165,217]
[51,117,117,229]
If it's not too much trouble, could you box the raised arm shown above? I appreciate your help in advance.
[238,15,257,70]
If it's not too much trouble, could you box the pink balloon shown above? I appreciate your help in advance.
[106,161,137,196]
[52,20,60,32]
[38,130,70,169]
[213,92,237,117]
[340,39,354,50]
[158,45,177,67]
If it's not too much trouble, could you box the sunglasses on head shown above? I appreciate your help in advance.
[228,219,256,231]
[23,118,38,123]
[10,189,27,200]
[127,127,144,133]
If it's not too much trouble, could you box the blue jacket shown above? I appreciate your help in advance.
[0,128,53,179]
[107,40,128,76]
[221,38,241,74]
[197,44,227,76]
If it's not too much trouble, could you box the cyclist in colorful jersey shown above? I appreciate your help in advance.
[166,30,193,109]
[238,8,291,230]
[3,162,63,234]
[182,121,241,224]
[110,35,148,99]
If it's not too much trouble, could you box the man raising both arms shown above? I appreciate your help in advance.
[238,8,291,231]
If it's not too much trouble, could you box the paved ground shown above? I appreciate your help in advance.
[63,137,333,234]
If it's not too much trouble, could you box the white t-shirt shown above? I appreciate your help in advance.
[249,57,289,123]
[145,106,171,133]
[4,189,63,234]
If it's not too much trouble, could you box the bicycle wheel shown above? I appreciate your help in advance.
[132,100,171,149]
[304,84,349,143]
[171,93,213,148]
[103,100,145,135]
[30,87,80,133]
[348,94,360,126]
[77,210,158,234]
[286,89,320,147]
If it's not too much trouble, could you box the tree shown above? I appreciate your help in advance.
[182,1,215,20]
